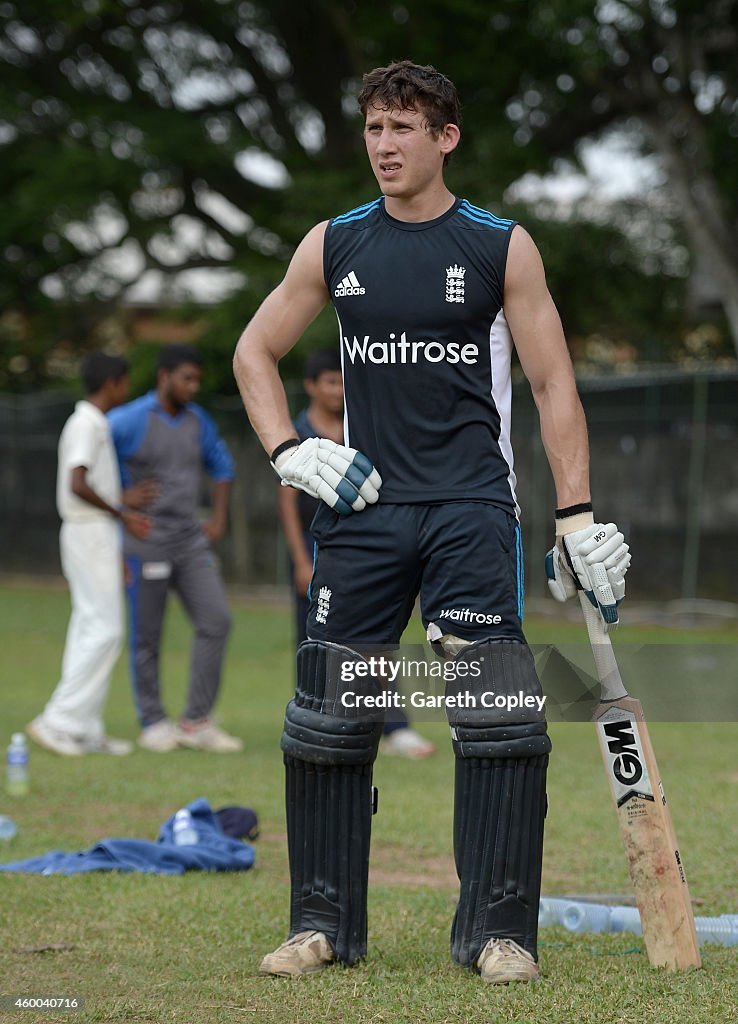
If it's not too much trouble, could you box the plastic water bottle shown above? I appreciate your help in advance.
[538,897,566,927]
[694,915,738,947]
[539,896,738,947]
[172,808,198,846]
[610,904,642,934]
[0,815,18,840]
[562,900,613,934]
[6,733,29,797]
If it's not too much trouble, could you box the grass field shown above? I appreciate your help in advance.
[1,580,737,1024]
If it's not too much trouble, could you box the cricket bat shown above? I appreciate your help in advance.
[578,593,701,970]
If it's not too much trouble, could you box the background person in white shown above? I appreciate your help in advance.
[27,353,154,757]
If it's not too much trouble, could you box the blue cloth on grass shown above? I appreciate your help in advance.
[0,798,255,875]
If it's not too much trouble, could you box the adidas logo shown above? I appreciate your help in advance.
[335,270,365,297]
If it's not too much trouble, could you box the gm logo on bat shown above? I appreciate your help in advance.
[600,718,655,806]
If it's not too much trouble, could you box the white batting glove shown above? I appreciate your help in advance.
[272,437,382,516]
[545,516,631,630]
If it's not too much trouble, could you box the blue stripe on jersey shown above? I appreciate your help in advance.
[461,199,515,226]
[515,523,525,621]
[463,199,514,224]
[458,200,514,231]
[332,198,382,225]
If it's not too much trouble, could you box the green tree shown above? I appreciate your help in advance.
[490,0,738,351]
[2,0,732,391]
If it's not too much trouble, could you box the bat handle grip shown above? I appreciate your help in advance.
[578,593,628,701]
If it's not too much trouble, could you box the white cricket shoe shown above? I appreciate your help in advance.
[175,720,243,753]
[259,931,334,977]
[476,937,540,984]
[138,719,180,752]
[380,728,435,759]
[26,717,84,757]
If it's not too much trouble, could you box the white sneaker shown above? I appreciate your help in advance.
[82,735,134,756]
[476,937,540,984]
[138,719,180,752]
[26,716,83,757]
[26,717,85,757]
[175,720,243,753]
[380,728,435,759]
[259,931,334,977]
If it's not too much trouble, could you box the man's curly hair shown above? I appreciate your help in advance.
[358,60,462,160]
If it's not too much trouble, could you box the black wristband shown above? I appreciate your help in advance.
[555,502,593,520]
[270,438,300,464]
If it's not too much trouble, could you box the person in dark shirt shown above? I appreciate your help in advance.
[278,350,345,647]
[234,61,630,984]
[277,348,435,759]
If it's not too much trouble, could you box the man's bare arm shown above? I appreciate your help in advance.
[70,464,122,518]
[233,222,330,457]
[70,466,150,539]
[503,226,590,509]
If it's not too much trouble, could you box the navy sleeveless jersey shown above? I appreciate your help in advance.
[324,197,518,511]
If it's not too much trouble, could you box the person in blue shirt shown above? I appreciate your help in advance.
[109,344,241,754]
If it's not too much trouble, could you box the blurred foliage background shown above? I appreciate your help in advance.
[1,0,737,396]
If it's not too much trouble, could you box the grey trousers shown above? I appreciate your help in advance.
[126,532,232,726]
